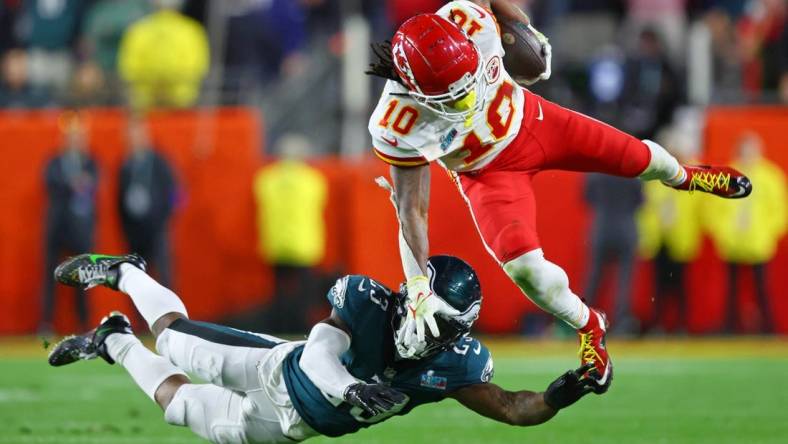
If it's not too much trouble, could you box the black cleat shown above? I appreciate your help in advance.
[48,311,133,366]
[54,253,146,291]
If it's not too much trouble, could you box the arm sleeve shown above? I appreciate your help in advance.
[299,322,359,400]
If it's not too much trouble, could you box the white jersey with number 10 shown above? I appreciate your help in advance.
[369,1,525,172]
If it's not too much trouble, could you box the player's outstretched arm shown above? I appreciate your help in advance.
[300,312,408,416]
[449,383,556,426]
[300,314,358,401]
[448,364,597,426]
[390,164,458,355]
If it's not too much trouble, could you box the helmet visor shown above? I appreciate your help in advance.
[407,46,488,123]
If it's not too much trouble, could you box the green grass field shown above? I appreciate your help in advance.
[1,337,786,444]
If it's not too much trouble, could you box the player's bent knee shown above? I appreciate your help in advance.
[503,249,570,300]
[164,384,248,444]
[155,329,178,363]
[492,221,538,264]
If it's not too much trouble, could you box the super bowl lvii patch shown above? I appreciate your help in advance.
[420,370,447,390]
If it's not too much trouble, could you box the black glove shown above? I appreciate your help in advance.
[343,383,408,417]
[543,363,598,410]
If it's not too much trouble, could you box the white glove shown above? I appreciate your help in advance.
[396,276,460,358]
[521,24,552,86]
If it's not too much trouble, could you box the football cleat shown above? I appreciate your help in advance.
[578,308,612,394]
[48,311,133,366]
[54,253,146,291]
[670,165,752,199]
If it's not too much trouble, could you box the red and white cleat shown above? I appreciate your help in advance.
[670,165,752,199]
[578,308,612,393]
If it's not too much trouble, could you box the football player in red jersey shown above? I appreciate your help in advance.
[367,0,752,392]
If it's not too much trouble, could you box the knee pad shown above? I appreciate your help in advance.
[165,384,248,444]
[157,329,225,386]
[503,249,570,304]
[503,249,589,328]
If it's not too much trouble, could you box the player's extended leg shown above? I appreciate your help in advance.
[48,312,188,410]
[115,261,286,391]
[530,93,751,198]
[503,250,611,391]
[54,253,285,392]
[53,253,187,338]
[156,318,285,392]
[48,313,289,444]
[455,169,611,391]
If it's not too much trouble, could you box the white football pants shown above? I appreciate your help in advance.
[156,324,293,444]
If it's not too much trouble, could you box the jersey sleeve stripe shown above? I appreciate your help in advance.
[373,148,428,167]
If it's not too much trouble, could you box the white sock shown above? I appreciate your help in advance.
[639,139,686,185]
[503,249,590,329]
[105,333,187,402]
[118,264,188,330]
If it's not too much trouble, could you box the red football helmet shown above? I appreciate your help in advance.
[391,14,488,122]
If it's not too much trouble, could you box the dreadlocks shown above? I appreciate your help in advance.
[365,40,405,86]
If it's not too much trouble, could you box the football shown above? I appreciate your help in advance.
[497,16,547,85]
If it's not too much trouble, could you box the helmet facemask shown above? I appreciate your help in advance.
[419,313,471,356]
[391,255,483,360]
[405,45,488,123]
[392,288,481,360]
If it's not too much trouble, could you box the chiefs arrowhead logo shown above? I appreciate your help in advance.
[485,56,501,84]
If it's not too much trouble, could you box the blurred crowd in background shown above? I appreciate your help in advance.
[1,0,786,336]
[1,0,787,145]
[39,112,178,333]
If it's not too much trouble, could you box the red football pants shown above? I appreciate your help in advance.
[456,89,651,263]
